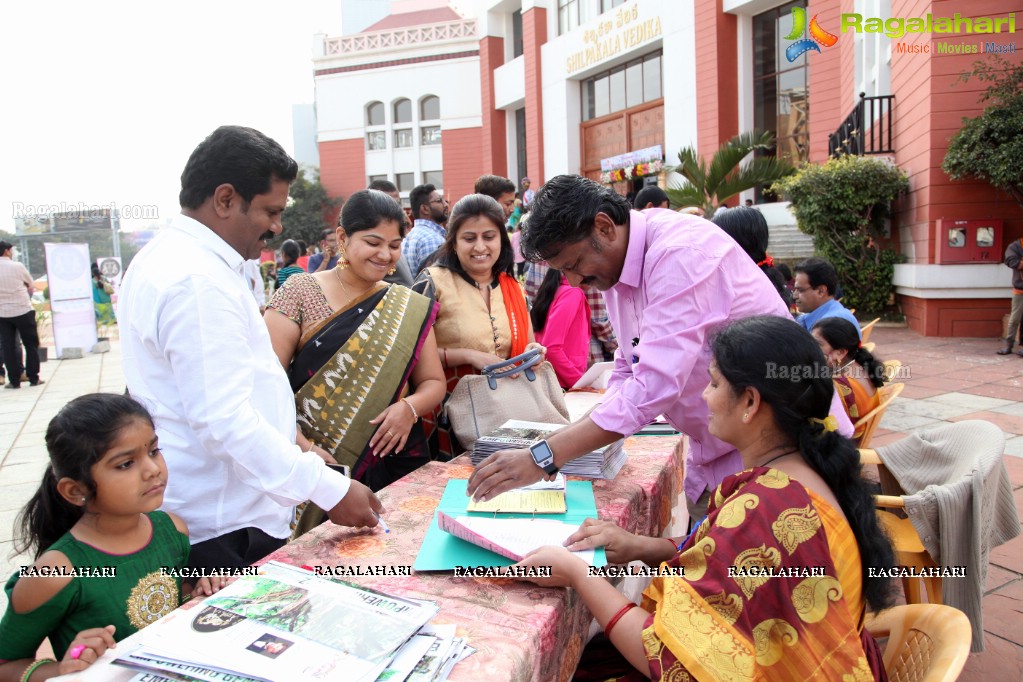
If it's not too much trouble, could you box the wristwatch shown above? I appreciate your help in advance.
[529,439,559,476]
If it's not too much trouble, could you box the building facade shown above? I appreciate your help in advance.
[314,0,1022,336]
[315,2,484,207]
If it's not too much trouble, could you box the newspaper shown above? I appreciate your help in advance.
[375,634,436,682]
[116,562,438,682]
[405,625,456,682]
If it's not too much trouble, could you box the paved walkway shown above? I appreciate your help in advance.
[0,326,1020,678]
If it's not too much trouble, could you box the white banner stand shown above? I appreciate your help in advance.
[44,242,98,359]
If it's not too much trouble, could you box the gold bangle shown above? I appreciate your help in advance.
[21,659,56,682]
[401,397,419,421]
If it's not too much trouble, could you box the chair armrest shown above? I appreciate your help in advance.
[864,609,891,638]
[859,449,882,465]
[874,495,905,509]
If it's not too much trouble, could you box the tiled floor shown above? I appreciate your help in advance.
[863,327,1023,678]
[0,325,1020,678]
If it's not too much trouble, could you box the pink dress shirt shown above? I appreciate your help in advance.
[591,209,795,503]
[510,230,525,265]
[535,281,590,389]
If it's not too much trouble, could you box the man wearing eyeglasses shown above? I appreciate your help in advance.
[307,227,338,273]
[792,257,860,336]
[403,183,449,275]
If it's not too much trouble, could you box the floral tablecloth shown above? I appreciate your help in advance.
[259,436,684,682]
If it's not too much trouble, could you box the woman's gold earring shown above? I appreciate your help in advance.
[387,267,396,276]
[743,412,749,422]
[337,251,350,270]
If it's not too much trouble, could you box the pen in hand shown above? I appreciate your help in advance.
[375,512,391,534]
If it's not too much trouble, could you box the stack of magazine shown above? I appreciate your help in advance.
[471,419,627,479]
[114,561,472,682]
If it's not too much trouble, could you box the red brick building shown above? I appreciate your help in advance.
[314,0,1022,336]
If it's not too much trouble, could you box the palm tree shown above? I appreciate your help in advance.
[666,130,796,217]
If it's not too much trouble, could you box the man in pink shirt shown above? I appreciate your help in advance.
[468,175,851,522]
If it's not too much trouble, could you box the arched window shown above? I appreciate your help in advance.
[420,95,440,120]
[366,101,385,126]
[393,98,412,124]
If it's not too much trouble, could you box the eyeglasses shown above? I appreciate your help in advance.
[792,285,817,295]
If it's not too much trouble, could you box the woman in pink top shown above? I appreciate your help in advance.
[509,227,527,278]
[530,268,589,389]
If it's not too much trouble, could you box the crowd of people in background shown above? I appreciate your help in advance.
[245,166,875,439]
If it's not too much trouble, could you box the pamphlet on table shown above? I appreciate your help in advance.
[465,473,567,513]
[114,562,439,682]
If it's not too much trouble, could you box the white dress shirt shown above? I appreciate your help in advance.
[243,258,267,309]
[119,214,349,543]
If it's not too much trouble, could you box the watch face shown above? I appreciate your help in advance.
[530,441,555,469]
[531,445,556,466]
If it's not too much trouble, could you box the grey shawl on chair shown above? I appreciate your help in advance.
[877,420,1020,652]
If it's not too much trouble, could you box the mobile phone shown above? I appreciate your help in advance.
[326,463,351,478]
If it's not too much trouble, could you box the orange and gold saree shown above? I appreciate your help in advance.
[834,376,879,440]
[636,467,885,681]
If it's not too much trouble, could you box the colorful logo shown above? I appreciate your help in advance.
[785,7,839,61]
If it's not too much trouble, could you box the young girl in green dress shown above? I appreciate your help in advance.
[0,394,224,681]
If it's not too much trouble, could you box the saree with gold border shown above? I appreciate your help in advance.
[291,284,437,491]
[637,467,886,681]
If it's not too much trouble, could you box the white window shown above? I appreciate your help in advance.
[367,131,386,151]
[421,126,441,145]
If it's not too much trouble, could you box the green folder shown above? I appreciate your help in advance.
[413,479,607,571]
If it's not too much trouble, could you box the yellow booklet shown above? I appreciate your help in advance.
[466,474,567,514]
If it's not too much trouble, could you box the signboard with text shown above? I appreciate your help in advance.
[52,208,112,232]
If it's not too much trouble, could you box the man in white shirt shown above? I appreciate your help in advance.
[243,258,266,313]
[119,126,381,570]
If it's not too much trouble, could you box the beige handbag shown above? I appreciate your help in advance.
[446,349,570,451]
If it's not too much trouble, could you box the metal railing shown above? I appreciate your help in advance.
[828,93,895,157]
[323,19,478,56]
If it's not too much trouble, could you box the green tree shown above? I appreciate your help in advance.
[772,155,909,316]
[666,130,796,217]
[279,169,342,248]
[942,55,1023,208]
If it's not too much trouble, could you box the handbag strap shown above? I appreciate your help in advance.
[482,349,543,389]
[466,378,481,443]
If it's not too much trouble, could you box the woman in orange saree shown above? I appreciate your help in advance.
[513,316,895,680]
[812,317,889,441]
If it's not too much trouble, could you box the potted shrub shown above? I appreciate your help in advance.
[771,155,909,316]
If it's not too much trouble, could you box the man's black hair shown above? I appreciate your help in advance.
[179,126,297,209]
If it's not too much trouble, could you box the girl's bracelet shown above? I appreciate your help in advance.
[21,659,56,682]
[401,397,419,422]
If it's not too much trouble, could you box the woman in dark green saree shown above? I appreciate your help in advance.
[265,190,445,500]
